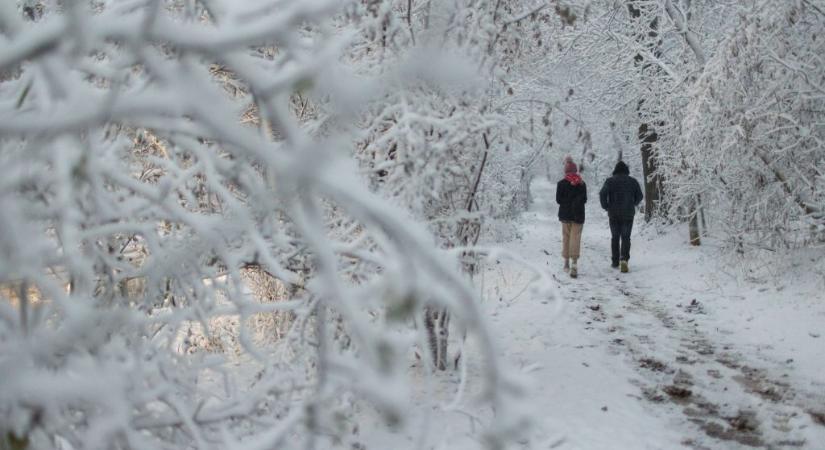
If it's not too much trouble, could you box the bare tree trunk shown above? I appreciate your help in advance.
[688,199,701,246]
[406,0,415,45]
[437,310,449,370]
[424,132,491,372]
[609,121,624,162]
[424,307,449,370]
[664,0,708,244]
[639,123,663,222]
[628,1,665,221]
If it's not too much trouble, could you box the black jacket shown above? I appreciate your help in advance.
[557,178,587,224]
[599,161,643,221]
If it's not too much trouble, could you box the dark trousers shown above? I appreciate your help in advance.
[609,217,634,263]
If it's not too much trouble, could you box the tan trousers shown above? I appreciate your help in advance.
[562,222,583,260]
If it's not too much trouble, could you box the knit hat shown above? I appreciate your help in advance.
[612,160,629,175]
[564,158,578,174]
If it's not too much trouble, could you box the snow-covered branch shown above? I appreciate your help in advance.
[0,1,534,449]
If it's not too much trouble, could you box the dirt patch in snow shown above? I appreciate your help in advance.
[693,410,765,448]
[732,366,791,403]
[807,410,825,427]
[638,357,672,373]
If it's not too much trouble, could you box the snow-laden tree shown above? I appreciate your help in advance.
[351,0,560,245]
[546,0,824,253]
[676,0,825,251]
[580,0,824,250]
[0,1,534,449]
[341,0,570,369]
[545,0,735,219]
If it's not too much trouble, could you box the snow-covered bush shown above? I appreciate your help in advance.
[347,0,570,369]
[0,1,530,449]
[676,0,825,250]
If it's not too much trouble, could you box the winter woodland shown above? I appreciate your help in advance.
[0,1,823,449]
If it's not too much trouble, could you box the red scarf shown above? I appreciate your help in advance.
[565,173,583,186]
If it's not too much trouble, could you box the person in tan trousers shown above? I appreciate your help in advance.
[556,156,587,278]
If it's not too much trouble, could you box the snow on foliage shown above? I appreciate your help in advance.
[3,0,818,448]
[0,1,551,448]
[536,0,825,250]
[678,0,825,250]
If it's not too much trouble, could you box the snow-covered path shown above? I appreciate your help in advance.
[483,177,825,449]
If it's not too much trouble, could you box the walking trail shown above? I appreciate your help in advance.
[358,177,825,450]
[479,177,825,449]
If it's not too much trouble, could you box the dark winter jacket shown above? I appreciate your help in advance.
[599,161,643,221]
[557,178,587,224]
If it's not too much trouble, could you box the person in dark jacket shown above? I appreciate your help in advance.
[556,156,587,278]
[599,161,643,273]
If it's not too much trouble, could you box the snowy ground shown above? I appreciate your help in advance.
[362,177,825,450]
[471,177,825,449]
